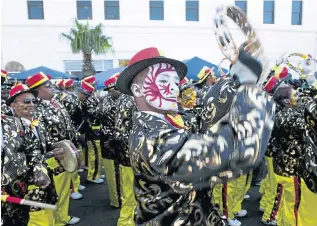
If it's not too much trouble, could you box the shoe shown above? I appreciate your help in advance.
[244,194,250,200]
[78,168,84,173]
[70,192,82,200]
[67,216,80,225]
[100,174,105,179]
[255,180,262,186]
[228,218,241,226]
[261,219,277,225]
[87,178,104,184]
[78,185,85,191]
[234,209,247,218]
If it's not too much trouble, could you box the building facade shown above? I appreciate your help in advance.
[1,0,317,75]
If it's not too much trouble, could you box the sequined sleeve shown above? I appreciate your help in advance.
[115,94,136,144]
[136,86,275,190]
[200,78,236,132]
[100,95,116,140]
[1,115,28,187]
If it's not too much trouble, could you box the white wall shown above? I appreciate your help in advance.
[1,0,317,73]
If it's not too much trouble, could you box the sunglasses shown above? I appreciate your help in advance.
[21,98,38,104]
[43,82,52,88]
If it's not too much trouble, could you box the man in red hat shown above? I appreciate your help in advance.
[26,72,80,225]
[116,47,276,225]
[258,69,317,226]
[100,73,122,208]
[76,80,104,184]
[6,83,64,226]
[114,86,137,226]
[53,78,86,200]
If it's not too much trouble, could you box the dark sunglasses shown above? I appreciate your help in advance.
[21,98,38,104]
[43,82,52,88]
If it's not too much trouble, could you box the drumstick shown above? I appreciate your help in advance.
[1,195,57,210]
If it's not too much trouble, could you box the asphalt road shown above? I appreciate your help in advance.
[70,171,264,226]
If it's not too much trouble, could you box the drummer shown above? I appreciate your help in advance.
[6,83,62,226]
[26,72,80,225]
[116,47,276,225]
[52,78,86,200]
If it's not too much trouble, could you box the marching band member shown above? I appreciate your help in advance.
[100,73,122,208]
[1,114,29,226]
[1,69,13,115]
[114,88,137,226]
[116,47,276,225]
[7,84,60,226]
[260,70,317,226]
[53,79,85,200]
[76,80,104,184]
[26,73,80,225]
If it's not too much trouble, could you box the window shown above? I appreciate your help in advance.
[292,0,302,25]
[77,0,92,20]
[235,1,247,15]
[263,1,275,24]
[104,1,120,20]
[27,1,44,20]
[150,1,164,20]
[186,1,199,21]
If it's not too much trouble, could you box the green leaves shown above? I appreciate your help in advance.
[61,19,112,55]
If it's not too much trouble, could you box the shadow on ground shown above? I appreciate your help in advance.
[70,171,264,226]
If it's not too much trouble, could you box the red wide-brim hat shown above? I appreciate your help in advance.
[6,83,38,105]
[117,47,187,96]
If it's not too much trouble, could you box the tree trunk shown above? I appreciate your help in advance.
[81,53,96,79]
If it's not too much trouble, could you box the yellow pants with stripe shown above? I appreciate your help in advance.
[71,170,81,193]
[213,174,248,219]
[46,158,71,226]
[117,165,136,226]
[260,157,281,222]
[103,159,121,208]
[87,140,103,181]
[275,175,317,226]
[28,209,54,226]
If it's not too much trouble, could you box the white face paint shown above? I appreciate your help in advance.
[142,63,180,112]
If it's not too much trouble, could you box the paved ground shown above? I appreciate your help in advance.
[70,171,264,226]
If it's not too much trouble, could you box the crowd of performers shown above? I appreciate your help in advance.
[1,46,317,226]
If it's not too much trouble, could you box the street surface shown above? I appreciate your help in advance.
[70,171,264,226]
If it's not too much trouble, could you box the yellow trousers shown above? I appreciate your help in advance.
[260,157,281,222]
[103,159,121,208]
[79,145,87,168]
[245,171,253,195]
[28,209,54,226]
[87,140,103,181]
[117,165,136,226]
[213,175,248,219]
[42,157,72,226]
[71,170,81,193]
[275,175,317,226]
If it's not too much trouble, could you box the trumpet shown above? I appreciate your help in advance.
[213,5,269,85]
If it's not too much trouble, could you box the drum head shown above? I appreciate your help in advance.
[55,141,77,173]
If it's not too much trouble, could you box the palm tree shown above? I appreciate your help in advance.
[62,19,112,78]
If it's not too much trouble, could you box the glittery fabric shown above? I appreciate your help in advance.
[115,94,136,167]
[129,85,275,225]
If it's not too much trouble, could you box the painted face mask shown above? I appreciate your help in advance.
[142,63,180,112]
